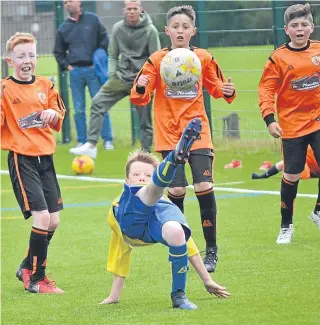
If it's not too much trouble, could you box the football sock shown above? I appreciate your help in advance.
[314,179,320,214]
[281,178,299,228]
[152,152,177,187]
[264,164,280,178]
[29,227,48,282]
[168,192,185,213]
[196,188,217,248]
[20,248,31,269]
[47,230,55,245]
[169,244,188,294]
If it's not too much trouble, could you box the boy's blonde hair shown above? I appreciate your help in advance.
[125,150,160,178]
[167,5,196,26]
[284,3,313,25]
[6,32,36,53]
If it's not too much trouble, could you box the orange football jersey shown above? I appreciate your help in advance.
[1,76,66,156]
[259,40,320,138]
[130,47,236,152]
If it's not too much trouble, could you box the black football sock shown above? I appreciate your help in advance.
[168,192,185,213]
[29,227,48,282]
[280,178,299,228]
[47,230,55,245]
[265,165,280,178]
[196,188,217,248]
[20,248,32,269]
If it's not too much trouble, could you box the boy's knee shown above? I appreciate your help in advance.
[32,210,51,229]
[194,182,212,192]
[283,173,300,182]
[169,187,186,196]
[48,212,60,231]
[162,221,185,245]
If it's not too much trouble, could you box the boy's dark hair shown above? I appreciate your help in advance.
[284,3,313,25]
[167,5,196,26]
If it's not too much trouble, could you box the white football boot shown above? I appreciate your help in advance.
[276,224,294,244]
[308,211,320,230]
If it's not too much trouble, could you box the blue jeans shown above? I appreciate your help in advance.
[69,66,113,144]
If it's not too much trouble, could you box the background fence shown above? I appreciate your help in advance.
[1,0,320,149]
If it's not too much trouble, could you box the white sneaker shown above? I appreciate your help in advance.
[69,142,97,159]
[76,142,84,148]
[276,224,294,244]
[309,211,320,230]
[104,141,114,150]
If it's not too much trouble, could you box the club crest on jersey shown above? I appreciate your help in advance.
[37,91,46,103]
[311,56,320,66]
[165,82,199,99]
[290,72,320,91]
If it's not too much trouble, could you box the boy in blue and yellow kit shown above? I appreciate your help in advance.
[100,118,230,310]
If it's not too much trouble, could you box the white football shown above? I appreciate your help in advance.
[160,48,201,91]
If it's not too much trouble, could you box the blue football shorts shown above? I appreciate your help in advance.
[116,184,191,245]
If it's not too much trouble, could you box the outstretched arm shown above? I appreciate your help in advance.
[99,275,125,304]
[189,253,230,298]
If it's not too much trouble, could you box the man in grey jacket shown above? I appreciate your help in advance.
[69,0,161,158]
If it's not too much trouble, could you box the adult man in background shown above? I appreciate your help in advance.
[54,0,114,150]
[69,0,161,158]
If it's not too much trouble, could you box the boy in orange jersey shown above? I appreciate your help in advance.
[1,33,66,293]
[258,3,320,244]
[130,5,236,272]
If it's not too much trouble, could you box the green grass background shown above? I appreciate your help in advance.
[2,45,319,325]
[1,146,320,325]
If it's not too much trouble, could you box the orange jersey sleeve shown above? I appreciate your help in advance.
[259,40,320,138]
[130,47,236,152]
[1,76,66,156]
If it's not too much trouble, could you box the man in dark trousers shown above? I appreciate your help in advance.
[69,0,161,158]
[54,0,114,150]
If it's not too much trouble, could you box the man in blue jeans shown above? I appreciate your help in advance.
[69,0,160,158]
[54,0,114,150]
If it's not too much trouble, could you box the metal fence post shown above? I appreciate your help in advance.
[1,58,9,79]
[196,0,212,137]
[130,103,141,146]
[271,1,287,49]
[55,1,71,143]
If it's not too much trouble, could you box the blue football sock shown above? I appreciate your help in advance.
[169,243,188,294]
[152,152,177,187]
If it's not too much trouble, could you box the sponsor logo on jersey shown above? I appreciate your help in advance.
[18,111,45,129]
[165,82,199,99]
[290,72,320,91]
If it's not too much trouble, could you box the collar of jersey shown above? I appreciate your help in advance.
[285,40,310,52]
[9,75,35,84]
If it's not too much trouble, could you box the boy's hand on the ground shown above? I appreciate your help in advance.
[40,109,58,126]
[137,75,150,88]
[221,77,235,96]
[267,122,282,138]
[204,281,231,298]
[99,296,119,305]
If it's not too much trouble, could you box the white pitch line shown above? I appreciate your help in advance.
[0,170,242,186]
[0,170,316,198]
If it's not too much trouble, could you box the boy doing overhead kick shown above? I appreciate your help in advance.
[100,118,230,310]
[1,33,65,293]
[130,5,236,273]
